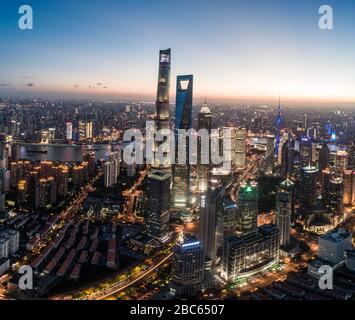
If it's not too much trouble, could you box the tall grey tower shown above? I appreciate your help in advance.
[153,49,171,170]
[155,49,171,131]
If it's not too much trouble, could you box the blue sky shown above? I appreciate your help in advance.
[0,0,355,105]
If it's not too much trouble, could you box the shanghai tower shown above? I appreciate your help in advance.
[155,49,171,131]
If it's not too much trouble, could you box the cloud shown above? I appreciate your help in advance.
[0,83,11,87]
[74,84,80,88]
[19,75,35,80]
[97,82,103,86]
[103,86,108,89]
[27,83,35,87]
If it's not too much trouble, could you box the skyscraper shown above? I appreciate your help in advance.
[276,178,295,247]
[343,170,353,206]
[66,122,73,140]
[300,166,318,211]
[147,170,171,238]
[299,137,313,167]
[327,177,344,216]
[236,180,258,235]
[275,99,282,156]
[85,121,93,139]
[197,102,212,192]
[198,190,217,268]
[155,49,171,131]
[171,234,204,296]
[281,137,294,177]
[318,143,330,171]
[348,143,355,170]
[214,194,238,262]
[104,152,120,188]
[234,127,246,168]
[172,75,193,208]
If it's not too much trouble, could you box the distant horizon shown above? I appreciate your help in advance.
[1,90,354,108]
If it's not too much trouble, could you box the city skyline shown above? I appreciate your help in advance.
[1,0,355,106]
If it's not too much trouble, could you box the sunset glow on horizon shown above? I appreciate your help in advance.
[1,0,355,106]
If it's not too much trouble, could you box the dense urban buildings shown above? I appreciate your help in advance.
[0,1,355,304]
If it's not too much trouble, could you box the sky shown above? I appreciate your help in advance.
[0,0,355,106]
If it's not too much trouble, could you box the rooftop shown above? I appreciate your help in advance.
[321,228,351,243]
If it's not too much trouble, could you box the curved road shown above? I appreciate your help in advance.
[82,252,173,300]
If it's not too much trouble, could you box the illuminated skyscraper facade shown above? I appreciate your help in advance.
[171,235,204,296]
[234,127,246,168]
[198,190,217,268]
[155,49,171,131]
[343,170,355,205]
[236,181,258,235]
[172,75,193,208]
[153,49,172,169]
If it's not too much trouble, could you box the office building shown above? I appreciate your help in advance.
[318,229,352,265]
[214,192,238,262]
[171,235,204,296]
[327,177,344,216]
[198,190,217,268]
[343,170,355,205]
[221,225,280,281]
[281,138,294,176]
[172,75,193,208]
[318,143,330,171]
[147,171,170,238]
[299,137,313,167]
[197,102,212,192]
[236,181,258,235]
[66,122,73,140]
[85,121,93,139]
[234,127,246,168]
[336,151,348,174]
[300,166,318,211]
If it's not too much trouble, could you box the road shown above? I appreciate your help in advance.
[61,171,103,220]
[82,252,173,300]
[121,169,147,221]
